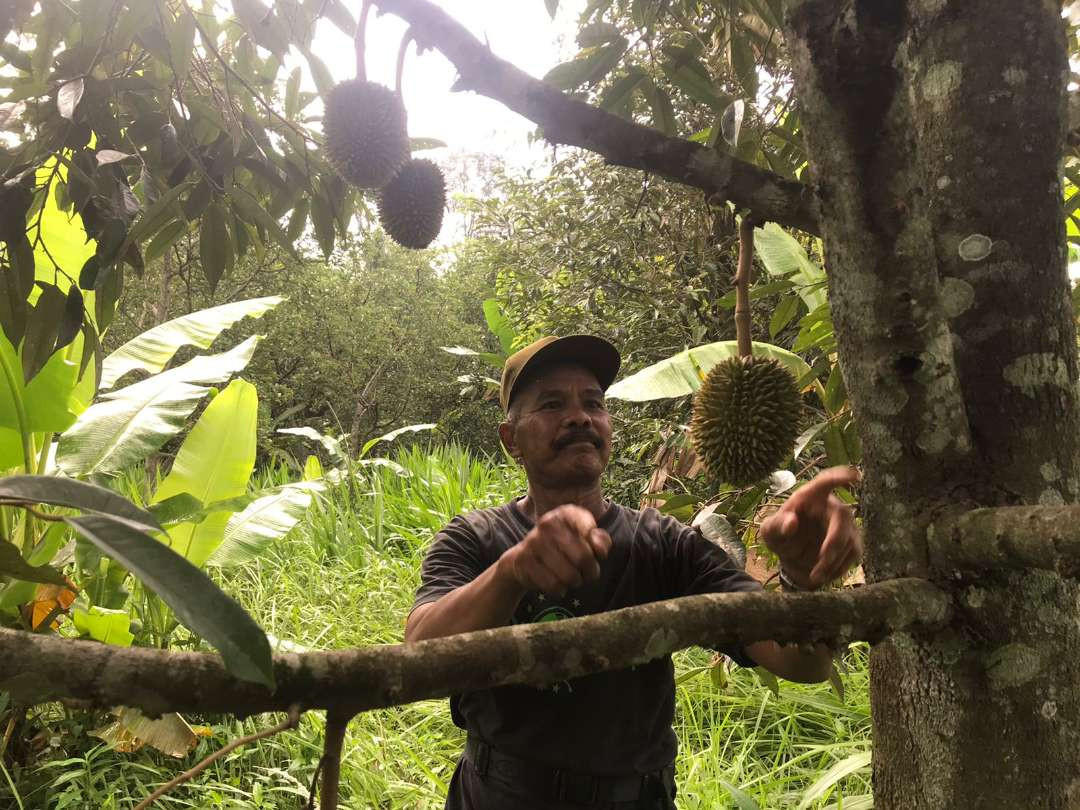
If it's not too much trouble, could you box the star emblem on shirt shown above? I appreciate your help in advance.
[537,593,546,602]
[572,599,581,608]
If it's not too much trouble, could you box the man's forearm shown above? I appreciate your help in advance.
[745,640,833,683]
[404,558,527,642]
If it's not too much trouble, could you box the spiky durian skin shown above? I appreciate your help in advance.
[323,80,409,189]
[377,158,446,249]
[691,356,802,486]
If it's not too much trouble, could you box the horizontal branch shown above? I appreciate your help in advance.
[931,506,1080,576]
[0,580,946,717]
[370,0,820,235]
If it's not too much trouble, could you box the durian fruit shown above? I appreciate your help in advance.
[323,79,409,189]
[691,356,802,486]
[377,158,446,249]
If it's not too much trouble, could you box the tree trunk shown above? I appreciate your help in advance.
[787,2,1080,806]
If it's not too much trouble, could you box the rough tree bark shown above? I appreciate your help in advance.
[787,1,1080,806]
[0,581,945,716]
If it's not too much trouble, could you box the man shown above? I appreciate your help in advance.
[406,335,862,809]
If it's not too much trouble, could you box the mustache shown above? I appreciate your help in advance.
[554,430,604,450]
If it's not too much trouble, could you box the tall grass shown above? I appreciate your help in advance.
[8,444,870,809]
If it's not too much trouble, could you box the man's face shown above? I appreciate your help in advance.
[500,363,613,490]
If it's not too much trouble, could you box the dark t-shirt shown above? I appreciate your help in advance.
[411,498,763,776]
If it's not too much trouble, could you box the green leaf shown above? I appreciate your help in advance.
[0,537,67,586]
[769,295,800,337]
[309,187,335,258]
[230,188,300,260]
[0,332,78,437]
[793,421,829,461]
[318,0,356,38]
[301,47,334,96]
[57,78,84,120]
[660,47,727,110]
[599,67,646,114]
[730,33,759,97]
[754,223,827,311]
[169,9,197,81]
[482,299,517,354]
[72,605,134,646]
[544,41,628,91]
[151,379,258,566]
[143,219,188,265]
[200,204,229,292]
[59,336,261,477]
[823,363,847,414]
[641,76,677,136]
[100,296,281,390]
[754,666,781,697]
[56,381,210,475]
[0,475,160,531]
[206,481,322,567]
[606,341,811,401]
[718,780,760,810]
[20,283,67,381]
[284,66,301,119]
[360,423,436,458]
[796,751,871,810]
[65,513,273,687]
[124,180,193,248]
[147,492,205,526]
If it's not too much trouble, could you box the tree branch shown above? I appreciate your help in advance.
[931,507,1080,577]
[368,0,820,235]
[0,581,946,717]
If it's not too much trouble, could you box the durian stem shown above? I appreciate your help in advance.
[395,29,415,97]
[355,0,372,81]
[735,217,755,359]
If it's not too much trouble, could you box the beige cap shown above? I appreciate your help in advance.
[500,335,621,413]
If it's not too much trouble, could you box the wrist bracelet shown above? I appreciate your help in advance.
[778,567,813,592]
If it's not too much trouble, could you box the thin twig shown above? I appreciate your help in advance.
[133,705,302,810]
[394,28,415,97]
[355,0,372,81]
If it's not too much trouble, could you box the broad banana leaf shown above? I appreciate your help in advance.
[56,336,261,476]
[607,341,812,401]
[206,481,324,567]
[100,296,282,390]
[152,379,258,566]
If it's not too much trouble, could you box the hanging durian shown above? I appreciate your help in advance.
[691,355,802,486]
[323,79,409,189]
[321,3,409,189]
[691,219,802,485]
[377,158,446,249]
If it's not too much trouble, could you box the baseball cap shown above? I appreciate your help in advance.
[500,335,621,413]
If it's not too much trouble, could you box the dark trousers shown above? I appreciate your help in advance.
[444,753,678,810]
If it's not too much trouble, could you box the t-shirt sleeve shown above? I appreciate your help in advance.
[410,516,490,615]
[662,519,763,668]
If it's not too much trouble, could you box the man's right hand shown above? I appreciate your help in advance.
[497,504,612,597]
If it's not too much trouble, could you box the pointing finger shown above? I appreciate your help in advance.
[787,466,860,511]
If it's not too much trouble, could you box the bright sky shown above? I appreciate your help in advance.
[310,1,585,167]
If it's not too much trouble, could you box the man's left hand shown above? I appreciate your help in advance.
[759,466,863,589]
